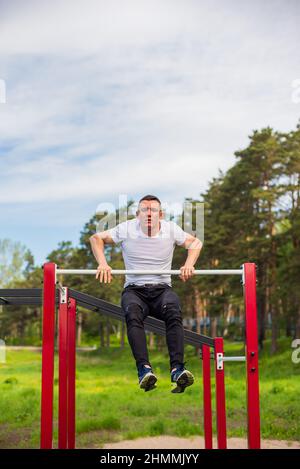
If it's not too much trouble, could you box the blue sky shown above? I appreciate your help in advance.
[0,0,299,266]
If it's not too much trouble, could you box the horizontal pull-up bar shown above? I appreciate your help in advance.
[56,269,243,275]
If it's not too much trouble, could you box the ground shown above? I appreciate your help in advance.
[103,436,300,449]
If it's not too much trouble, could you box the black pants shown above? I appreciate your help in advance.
[121,283,184,371]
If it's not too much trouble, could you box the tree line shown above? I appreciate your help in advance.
[1,122,299,353]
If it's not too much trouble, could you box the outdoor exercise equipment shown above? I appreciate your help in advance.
[0,262,260,450]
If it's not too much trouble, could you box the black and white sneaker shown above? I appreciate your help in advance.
[171,366,194,393]
[138,365,157,392]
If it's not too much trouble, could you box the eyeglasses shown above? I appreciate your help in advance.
[139,207,160,213]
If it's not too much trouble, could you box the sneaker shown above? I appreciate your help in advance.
[138,365,157,392]
[171,365,194,393]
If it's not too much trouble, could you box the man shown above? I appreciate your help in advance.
[89,195,202,393]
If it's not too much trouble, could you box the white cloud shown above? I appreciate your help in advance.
[0,147,224,204]
[0,0,299,212]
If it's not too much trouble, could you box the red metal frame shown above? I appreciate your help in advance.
[40,262,260,450]
[214,337,227,449]
[58,290,77,449]
[41,263,77,449]
[58,288,69,449]
[202,345,213,449]
[67,297,76,449]
[40,262,56,449]
[243,263,261,449]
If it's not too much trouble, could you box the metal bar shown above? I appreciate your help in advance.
[68,288,215,348]
[58,288,68,449]
[222,356,246,362]
[75,297,208,348]
[243,263,261,449]
[67,298,76,449]
[0,298,42,306]
[57,269,243,275]
[0,289,59,306]
[0,285,215,346]
[214,337,227,449]
[202,345,213,449]
[0,288,43,297]
[40,262,56,449]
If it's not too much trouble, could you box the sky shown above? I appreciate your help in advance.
[0,0,299,266]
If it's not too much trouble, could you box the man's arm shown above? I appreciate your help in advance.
[179,233,203,282]
[89,231,115,283]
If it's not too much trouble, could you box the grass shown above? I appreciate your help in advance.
[0,337,299,448]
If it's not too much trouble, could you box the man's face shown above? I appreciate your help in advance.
[137,200,162,230]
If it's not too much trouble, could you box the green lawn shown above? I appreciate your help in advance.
[0,338,299,448]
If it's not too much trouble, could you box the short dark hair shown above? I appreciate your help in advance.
[138,194,161,206]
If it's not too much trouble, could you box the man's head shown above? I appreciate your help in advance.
[136,194,163,231]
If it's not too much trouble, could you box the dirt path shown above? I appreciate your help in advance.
[103,436,300,449]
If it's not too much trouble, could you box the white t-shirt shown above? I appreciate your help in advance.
[108,218,188,287]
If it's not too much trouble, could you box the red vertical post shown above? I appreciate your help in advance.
[40,262,56,449]
[67,297,76,449]
[58,287,69,449]
[243,263,261,449]
[214,337,227,449]
[202,345,213,449]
